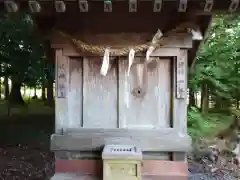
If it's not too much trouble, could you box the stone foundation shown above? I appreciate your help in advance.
[52,160,188,180]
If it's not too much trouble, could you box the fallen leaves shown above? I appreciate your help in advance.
[0,144,54,180]
[188,138,240,179]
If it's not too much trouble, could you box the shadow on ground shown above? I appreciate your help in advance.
[0,114,55,180]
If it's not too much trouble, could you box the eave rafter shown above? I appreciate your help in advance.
[1,0,240,13]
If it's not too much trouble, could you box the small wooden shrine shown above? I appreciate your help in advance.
[1,0,239,180]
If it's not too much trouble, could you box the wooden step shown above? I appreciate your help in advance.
[51,173,99,180]
[51,173,188,180]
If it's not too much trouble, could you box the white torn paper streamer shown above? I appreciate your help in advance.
[100,48,110,76]
[128,49,135,76]
[146,29,163,62]
[191,28,203,40]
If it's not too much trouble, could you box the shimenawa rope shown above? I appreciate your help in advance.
[57,21,197,56]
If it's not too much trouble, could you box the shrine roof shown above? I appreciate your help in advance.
[0,1,236,66]
[0,0,239,14]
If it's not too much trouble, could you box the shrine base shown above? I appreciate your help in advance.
[51,160,188,180]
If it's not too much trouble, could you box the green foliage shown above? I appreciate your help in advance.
[188,107,205,137]
[189,14,240,106]
[188,107,233,139]
[188,14,240,138]
[0,99,54,117]
[0,12,55,104]
[0,13,46,84]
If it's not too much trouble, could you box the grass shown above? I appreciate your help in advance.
[0,99,54,117]
[188,107,234,139]
[0,99,54,149]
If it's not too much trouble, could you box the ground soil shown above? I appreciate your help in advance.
[0,115,55,180]
[0,145,54,180]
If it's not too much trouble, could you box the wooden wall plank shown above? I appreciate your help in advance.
[173,50,188,134]
[56,50,68,98]
[68,58,83,129]
[82,57,118,128]
[150,48,180,57]
[51,128,192,152]
[173,50,188,161]
[176,51,187,99]
[118,57,171,129]
[55,151,169,160]
[55,49,69,133]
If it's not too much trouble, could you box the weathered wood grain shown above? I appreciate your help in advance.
[51,33,192,51]
[55,49,69,133]
[68,58,83,128]
[56,49,68,98]
[82,57,118,128]
[176,50,187,99]
[55,151,169,160]
[173,50,189,161]
[51,174,189,180]
[118,57,171,128]
[150,48,181,57]
[51,128,192,152]
[53,48,190,161]
[173,50,188,135]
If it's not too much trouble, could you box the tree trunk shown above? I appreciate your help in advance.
[23,86,26,96]
[0,63,1,100]
[234,92,240,109]
[189,87,196,107]
[221,98,231,110]
[47,78,54,106]
[47,63,54,106]
[0,80,1,100]
[8,79,24,105]
[236,99,239,109]
[201,82,208,113]
[41,80,46,100]
[46,44,55,106]
[34,87,37,96]
[32,86,38,99]
[215,96,222,109]
[4,75,9,100]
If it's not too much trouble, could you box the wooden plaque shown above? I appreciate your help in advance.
[56,52,68,98]
[176,51,187,99]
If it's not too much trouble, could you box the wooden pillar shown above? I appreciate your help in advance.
[173,49,188,161]
[150,47,190,161]
[173,50,188,134]
[55,49,83,133]
[55,49,69,133]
